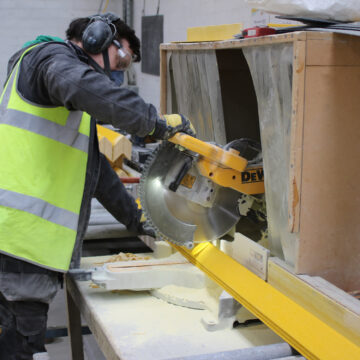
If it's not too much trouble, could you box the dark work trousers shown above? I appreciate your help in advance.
[0,254,62,359]
[0,293,48,359]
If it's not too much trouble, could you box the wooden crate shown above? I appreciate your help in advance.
[160,32,360,292]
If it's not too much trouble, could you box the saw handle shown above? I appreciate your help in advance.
[169,156,193,192]
[169,133,248,172]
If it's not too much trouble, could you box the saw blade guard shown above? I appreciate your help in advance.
[139,142,240,248]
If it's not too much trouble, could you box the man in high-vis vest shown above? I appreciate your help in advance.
[0,13,195,359]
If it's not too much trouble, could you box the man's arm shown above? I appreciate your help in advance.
[19,42,157,137]
[93,153,142,233]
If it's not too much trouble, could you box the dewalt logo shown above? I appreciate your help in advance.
[241,168,264,183]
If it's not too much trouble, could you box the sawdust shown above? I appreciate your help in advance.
[95,252,151,265]
[106,252,151,263]
[89,283,100,288]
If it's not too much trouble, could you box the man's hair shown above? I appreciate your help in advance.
[66,15,141,62]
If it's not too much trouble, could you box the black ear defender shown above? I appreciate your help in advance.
[82,13,120,54]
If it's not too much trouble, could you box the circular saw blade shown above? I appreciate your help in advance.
[139,142,240,248]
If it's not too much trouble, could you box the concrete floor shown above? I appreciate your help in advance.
[46,288,105,360]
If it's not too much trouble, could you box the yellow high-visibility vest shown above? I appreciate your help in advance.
[0,44,91,271]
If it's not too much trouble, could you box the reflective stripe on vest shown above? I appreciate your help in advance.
[0,44,91,271]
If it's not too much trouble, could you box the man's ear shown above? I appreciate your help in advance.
[82,16,116,54]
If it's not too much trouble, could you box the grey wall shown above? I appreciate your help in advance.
[0,0,253,110]
[132,0,253,110]
[0,0,122,85]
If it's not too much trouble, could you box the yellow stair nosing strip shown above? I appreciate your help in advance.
[171,242,360,360]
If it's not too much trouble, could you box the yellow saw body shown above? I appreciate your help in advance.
[139,133,265,248]
[170,133,264,195]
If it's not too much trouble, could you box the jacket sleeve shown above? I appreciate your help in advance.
[93,153,142,232]
[21,43,157,137]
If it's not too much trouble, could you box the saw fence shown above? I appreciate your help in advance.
[160,31,360,359]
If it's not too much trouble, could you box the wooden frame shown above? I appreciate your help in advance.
[160,32,360,292]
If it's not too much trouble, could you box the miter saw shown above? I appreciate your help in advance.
[139,133,266,249]
[69,134,265,289]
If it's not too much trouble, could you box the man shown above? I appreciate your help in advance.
[0,13,194,359]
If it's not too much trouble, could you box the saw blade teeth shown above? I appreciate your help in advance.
[138,141,189,247]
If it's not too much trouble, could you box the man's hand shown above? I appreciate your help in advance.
[137,221,156,237]
[135,199,156,237]
[150,114,196,140]
[138,211,156,237]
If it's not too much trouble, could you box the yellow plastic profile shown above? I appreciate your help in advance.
[172,242,360,360]
[187,23,243,42]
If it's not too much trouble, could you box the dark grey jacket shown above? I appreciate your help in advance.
[0,41,157,302]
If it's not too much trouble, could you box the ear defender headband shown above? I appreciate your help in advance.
[82,13,119,54]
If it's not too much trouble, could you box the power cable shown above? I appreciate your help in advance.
[102,0,110,13]
[156,0,160,15]
[98,0,110,14]
[97,0,104,13]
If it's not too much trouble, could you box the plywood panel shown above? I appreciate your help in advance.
[288,40,306,233]
[296,65,360,291]
[306,34,360,66]
[160,32,305,52]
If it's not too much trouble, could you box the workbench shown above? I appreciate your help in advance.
[65,257,283,360]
